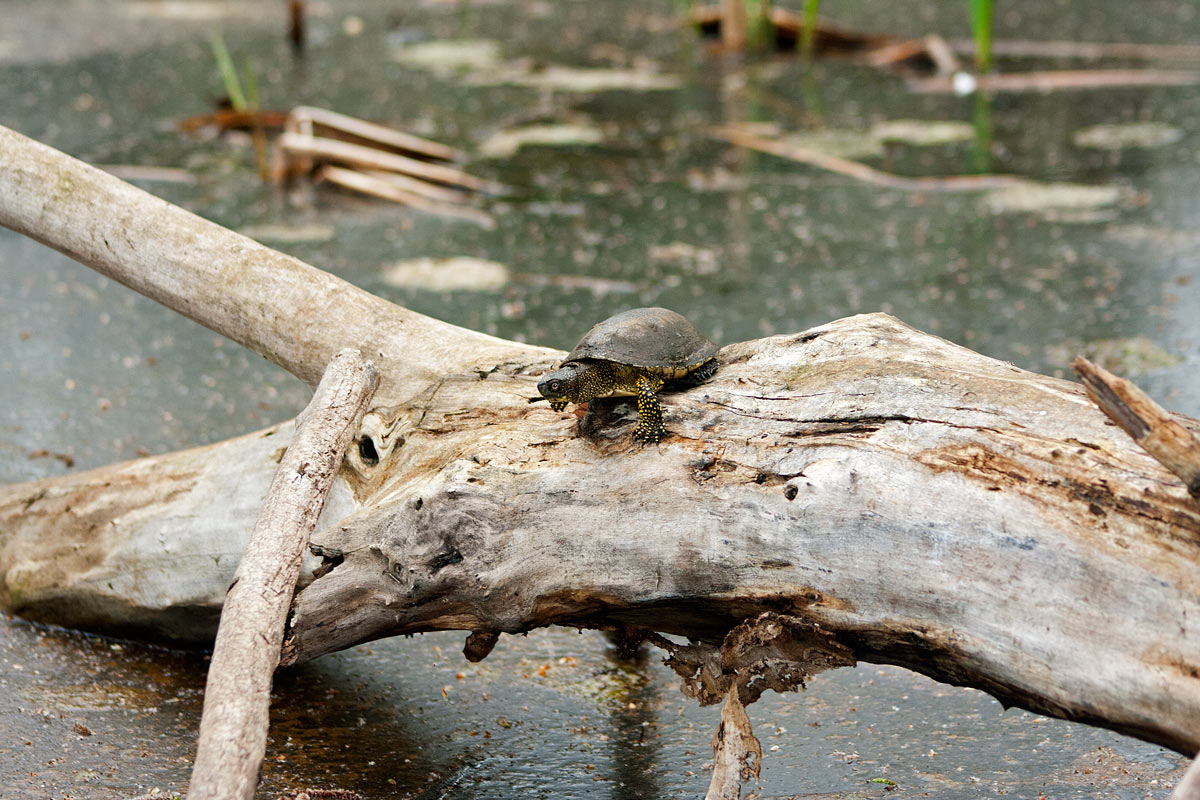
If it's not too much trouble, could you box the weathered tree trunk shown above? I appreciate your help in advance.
[278,316,1200,756]
[1,124,1198,762]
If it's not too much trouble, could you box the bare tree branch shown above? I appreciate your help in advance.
[0,124,543,397]
[706,687,761,800]
[188,349,377,800]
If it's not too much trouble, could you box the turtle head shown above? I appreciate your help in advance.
[538,361,597,410]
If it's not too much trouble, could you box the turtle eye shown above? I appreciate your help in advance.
[549,380,562,392]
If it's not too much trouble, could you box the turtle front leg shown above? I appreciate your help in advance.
[632,375,666,443]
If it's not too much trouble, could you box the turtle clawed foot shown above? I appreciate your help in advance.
[632,424,666,444]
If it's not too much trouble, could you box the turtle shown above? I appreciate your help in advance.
[537,307,719,443]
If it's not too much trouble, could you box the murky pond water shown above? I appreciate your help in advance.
[1,0,1197,797]
[1,616,1187,799]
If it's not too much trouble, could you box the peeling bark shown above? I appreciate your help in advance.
[1,123,1199,763]
[641,614,854,707]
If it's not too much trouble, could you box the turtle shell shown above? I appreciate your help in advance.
[566,307,718,377]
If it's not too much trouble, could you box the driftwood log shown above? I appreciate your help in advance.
[1,122,1198,773]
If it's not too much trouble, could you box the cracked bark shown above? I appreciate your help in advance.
[0,123,1198,776]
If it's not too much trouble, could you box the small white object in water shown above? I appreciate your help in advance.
[952,72,978,96]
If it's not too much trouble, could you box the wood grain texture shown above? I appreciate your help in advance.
[706,687,761,800]
[280,315,1200,755]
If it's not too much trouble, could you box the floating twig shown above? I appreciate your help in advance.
[947,38,1200,64]
[358,169,472,205]
[693,4,891,54]
[708,124,1025,192]
[289,105,464,162]
[177,108,291,134]
[867,34,960,73]
[862,37,932,69]
[272,107,498,224]
[911,69,1200,94]
[278,132,494,192]
[317,166,495,229]
[692,4,1200,75]
[923,34,963,74]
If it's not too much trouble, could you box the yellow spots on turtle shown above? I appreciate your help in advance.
[580,365,615,399]
[541,355,715,444]
[539,308,719,442]
[632,374,666,443]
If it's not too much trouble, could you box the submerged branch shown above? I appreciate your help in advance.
[707,125,1025,192]
[910,69,1200,94]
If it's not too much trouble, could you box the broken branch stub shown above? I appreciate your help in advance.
[646,614,854,707]
[706,686,762,800]
[463,631,501,663]
[1073,356,1200,499]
